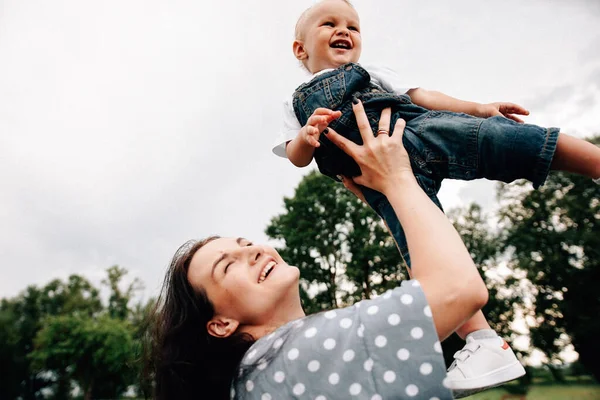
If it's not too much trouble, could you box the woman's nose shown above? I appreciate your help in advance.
[247,245,263,265]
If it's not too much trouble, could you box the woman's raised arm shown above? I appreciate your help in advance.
[325,101,488,341]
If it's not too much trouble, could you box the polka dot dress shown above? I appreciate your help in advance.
[232,280,453,399]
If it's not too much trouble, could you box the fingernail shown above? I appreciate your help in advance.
[352,95,360,104]
[323,128,329,134]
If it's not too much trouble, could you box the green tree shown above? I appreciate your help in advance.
[498,137,600,381]
[0,276,103,400]
[103,265,144,321]
[29,315,136,400]
[0,266,146,399]
[440,204,524,368]
[265,171,405,314]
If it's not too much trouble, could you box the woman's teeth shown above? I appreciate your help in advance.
[258,261,276,283]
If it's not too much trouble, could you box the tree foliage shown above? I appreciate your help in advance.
[265,171,405,313]
[30,315,136,400]
[0,266,151,399]
[498,144,600,380]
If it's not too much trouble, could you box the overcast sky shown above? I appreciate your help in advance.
[1,0,599,300]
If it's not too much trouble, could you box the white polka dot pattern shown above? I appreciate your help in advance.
[273,371,285,383]
[411,327,424,339]
[292,383,305,395]
[397,348,410,360]
[349,382,362,395]
[374,335,387,347]
[287,348,299,360]
[304,327,317,338]
[357,324,365,337]
[388,313,401,325]
[406,384,419,396]
[339,318,353,329]
[401,294,414,304]
[308,360,320,372]
[245,349,257,361]
[232,280,452,399]
[257,359,268,370]
[420,362,433,375]
[424,305,432,317]
[343,349,355,362]
[329,373,340,385]
[442,377,452,388]
[383,370,396,383]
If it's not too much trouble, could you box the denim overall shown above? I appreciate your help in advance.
[292,63,559,266]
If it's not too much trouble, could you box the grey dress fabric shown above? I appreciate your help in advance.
[231,280,453,399]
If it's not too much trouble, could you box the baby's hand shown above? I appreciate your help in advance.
[300,108,342,147]
[479,102,530,123]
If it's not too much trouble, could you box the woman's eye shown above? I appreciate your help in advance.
[225,262,233,273]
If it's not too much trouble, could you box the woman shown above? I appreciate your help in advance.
[147,101,489,399]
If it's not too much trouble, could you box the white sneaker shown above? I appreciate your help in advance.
[446,336,526,399]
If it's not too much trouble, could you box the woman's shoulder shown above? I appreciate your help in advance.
[232,280,452,399]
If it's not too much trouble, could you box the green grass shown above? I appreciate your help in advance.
[465,384,600,400]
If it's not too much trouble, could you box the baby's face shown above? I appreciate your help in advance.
[295,0,362,74]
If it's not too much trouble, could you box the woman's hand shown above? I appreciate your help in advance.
[325,101,415,195]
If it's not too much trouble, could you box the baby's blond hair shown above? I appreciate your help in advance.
[294,0,354,40]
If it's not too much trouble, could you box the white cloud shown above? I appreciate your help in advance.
[1,0,599,298]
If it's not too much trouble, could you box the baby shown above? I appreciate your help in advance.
[272,0,600,397]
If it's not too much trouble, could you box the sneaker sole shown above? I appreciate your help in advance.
[449,361,526,391]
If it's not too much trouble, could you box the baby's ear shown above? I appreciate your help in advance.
[293,40,307,61]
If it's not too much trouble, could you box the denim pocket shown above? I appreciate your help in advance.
[298,72,346,118]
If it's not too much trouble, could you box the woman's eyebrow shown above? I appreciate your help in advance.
[211,253,227,279]
[211,238,248,278]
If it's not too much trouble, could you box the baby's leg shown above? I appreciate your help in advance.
[550,133,600,179]
[474,117,600,187]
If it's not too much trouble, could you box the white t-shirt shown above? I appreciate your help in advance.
[272,64,416,158]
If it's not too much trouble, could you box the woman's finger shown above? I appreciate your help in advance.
[391,118,406,144]
[351,98,375,144]
[340,176,367,204]
[324,127,359,158]
[377,108,392,136]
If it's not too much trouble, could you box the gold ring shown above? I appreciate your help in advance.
[377,130,390,136]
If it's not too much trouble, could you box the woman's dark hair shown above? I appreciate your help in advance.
[144,237,255,400]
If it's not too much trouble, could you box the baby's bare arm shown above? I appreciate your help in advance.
[286,108,341,167]
[408,88,529,122]
[407,88,483,115]
[286,134,318,167]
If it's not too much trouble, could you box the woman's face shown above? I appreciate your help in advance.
[187,237,302,337]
